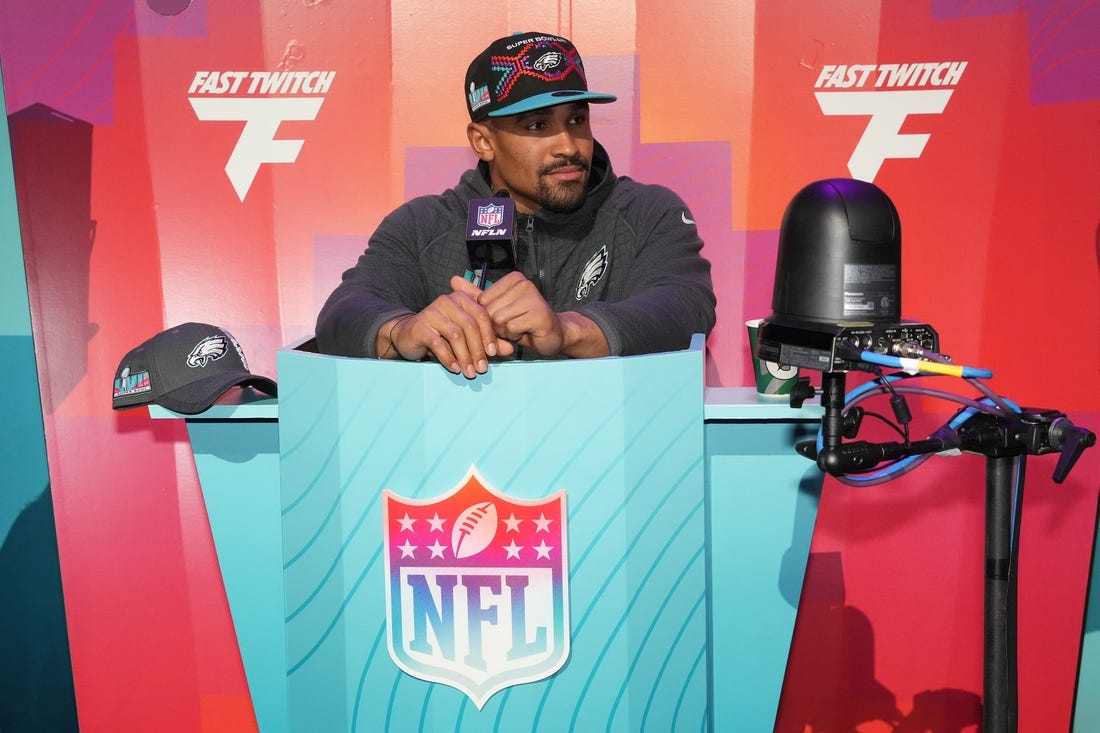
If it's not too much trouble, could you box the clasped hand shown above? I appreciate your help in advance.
[386,272,565,379]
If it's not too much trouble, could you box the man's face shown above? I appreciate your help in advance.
[476,102,595,214]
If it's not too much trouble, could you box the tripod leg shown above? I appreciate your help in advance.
[984,454,1021,733]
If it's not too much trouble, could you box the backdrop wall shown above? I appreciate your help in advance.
[1,1,1097,731]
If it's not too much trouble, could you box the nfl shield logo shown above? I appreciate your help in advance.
[477,203,505,228]
[383,467,570,708]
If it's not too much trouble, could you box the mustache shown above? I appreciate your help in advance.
[539,157,590,176]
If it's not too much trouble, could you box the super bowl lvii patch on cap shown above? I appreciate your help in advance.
[112,322,277,415]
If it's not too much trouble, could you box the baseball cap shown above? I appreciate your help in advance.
[112,322,277,415]
[465,32,617,120]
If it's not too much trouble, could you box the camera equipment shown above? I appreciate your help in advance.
[760,178,1095,733]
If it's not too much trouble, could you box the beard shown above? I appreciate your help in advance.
[534,157,590,213]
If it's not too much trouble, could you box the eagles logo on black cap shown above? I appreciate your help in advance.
[112,322,277,415]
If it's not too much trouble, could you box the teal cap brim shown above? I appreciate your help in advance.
[487,90,618,118]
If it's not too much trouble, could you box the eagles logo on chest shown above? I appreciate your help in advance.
[575,245,608,300]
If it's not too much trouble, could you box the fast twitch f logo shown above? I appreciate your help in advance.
[814,62,967,181]
[189,97,322,201]
[188,70,335,201]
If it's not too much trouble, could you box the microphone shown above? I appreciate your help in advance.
[465,191,517,288]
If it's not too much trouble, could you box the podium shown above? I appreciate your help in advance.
[277,335,709,731]
[153,335,825,732]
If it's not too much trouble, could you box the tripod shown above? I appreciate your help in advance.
[799,370,1096,733]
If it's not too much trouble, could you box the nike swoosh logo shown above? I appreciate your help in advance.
[681,211,695,225]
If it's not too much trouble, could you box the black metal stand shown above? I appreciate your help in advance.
[983,453,1020,733]
[962,410,1095,732]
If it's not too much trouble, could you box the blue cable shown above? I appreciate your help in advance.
[858,350,995,379]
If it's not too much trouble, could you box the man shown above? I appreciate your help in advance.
[315,32,716,378]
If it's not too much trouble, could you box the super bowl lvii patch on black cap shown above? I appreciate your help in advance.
[112,322,277,415]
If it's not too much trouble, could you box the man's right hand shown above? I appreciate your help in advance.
[377,289,515,378]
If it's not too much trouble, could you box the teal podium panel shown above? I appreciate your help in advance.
[150,395,286,733]
[277,337,709,732]
[703,388,824,732]
[1074,496,1100,732]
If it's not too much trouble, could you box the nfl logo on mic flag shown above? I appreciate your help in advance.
[383,466,570,708]
[477,203,504,228]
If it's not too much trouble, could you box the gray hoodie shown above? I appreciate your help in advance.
[315,142,716,358]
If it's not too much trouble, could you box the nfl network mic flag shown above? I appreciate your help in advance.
[466,196,517,286]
